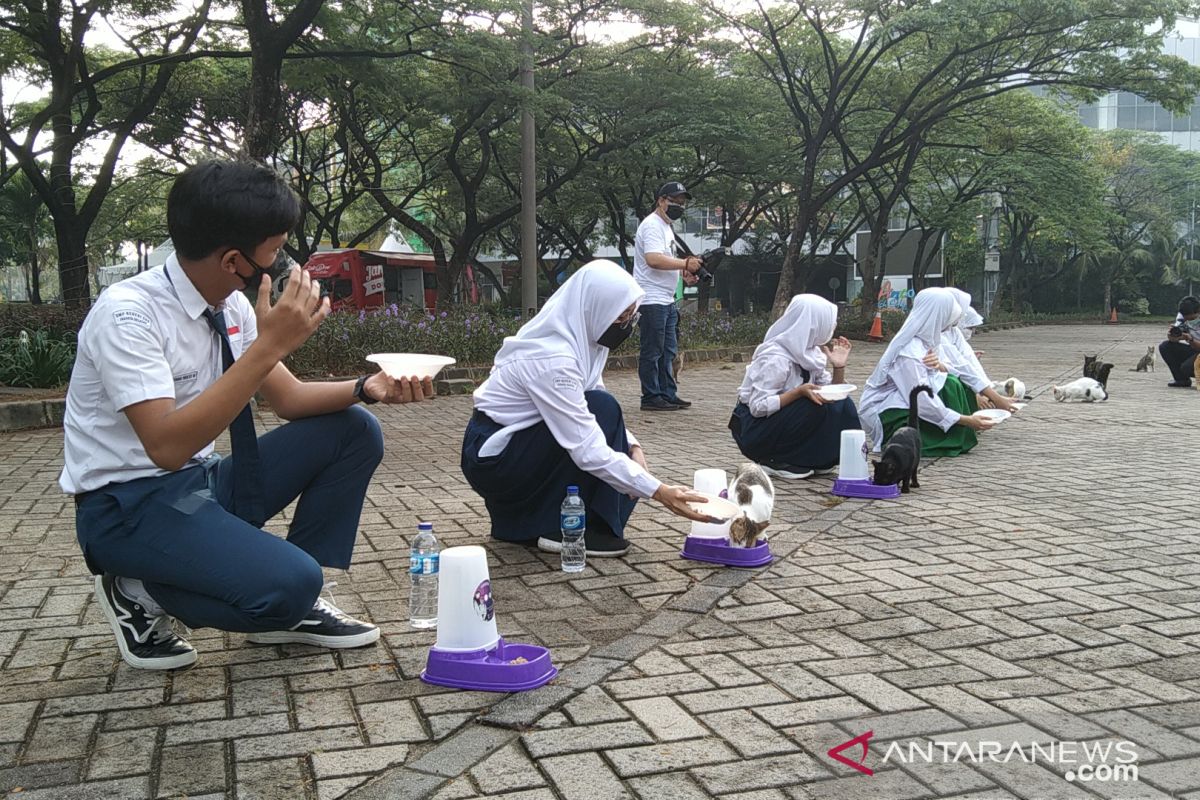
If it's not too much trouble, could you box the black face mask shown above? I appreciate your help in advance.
[598,319,635,349]
[665,203,685,221]
[234,249,284,290]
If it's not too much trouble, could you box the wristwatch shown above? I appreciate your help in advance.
[354,374,379,405]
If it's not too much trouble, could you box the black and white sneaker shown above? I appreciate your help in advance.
[537,529,631,558]
[94,575,197,670]
[247,590,380,649]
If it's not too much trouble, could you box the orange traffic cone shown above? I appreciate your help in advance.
[868,311,884,342]
[1108,307,1118,324]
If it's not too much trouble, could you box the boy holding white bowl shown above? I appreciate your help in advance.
[60,160,433,670]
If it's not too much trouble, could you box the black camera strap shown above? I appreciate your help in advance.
[672,233,696,258]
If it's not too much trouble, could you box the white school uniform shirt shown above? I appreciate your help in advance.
[939,288,989,392]
[858,288,961,451]
[632,211,679,306]
[472,260,661,500]
[59,256,257,494]
[737,294,837,417]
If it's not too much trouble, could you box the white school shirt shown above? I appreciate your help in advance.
[739,355,831,418]
[938,334,989,393]
[472,357,661,500]
[632,212,679,306]
[59,256,258,494]
[858,340,957,451]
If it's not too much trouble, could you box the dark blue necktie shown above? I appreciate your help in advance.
[203,308,265,527]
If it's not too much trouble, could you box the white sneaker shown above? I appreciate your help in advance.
[759,464,815,480]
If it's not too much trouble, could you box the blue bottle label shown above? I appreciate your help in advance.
[561,514,583,531]
[411,553,439,575]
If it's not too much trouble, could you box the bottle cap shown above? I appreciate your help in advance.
[567,486,579,494]
[418,522,433,531]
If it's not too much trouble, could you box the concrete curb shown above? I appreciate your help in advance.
[0,346,761,432]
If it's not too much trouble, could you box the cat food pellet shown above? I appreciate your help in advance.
[509,657,528,664]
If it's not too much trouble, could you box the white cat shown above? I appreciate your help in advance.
[989,377,1026,400]
[1051,377,1107,402]
[728,463,774,548]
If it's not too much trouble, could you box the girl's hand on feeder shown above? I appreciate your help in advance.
[654,485,720,522]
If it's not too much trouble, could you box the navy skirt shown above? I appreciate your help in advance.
[460,390,639,543]
[729,396,861,472]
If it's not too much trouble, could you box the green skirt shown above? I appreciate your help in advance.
[879,375,978,457]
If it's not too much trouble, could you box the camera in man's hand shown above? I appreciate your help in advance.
[692,247,730,286]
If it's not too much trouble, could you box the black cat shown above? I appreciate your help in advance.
[873,385,933,494]
[1084,355,1114,394]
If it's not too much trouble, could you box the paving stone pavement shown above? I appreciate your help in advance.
[0,322,1197,800]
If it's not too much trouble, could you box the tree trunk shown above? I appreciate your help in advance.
[771,205,812,319]
[1103,281,1112,319]
[54,217,90,308]
[28,229,41,304]
[243,49,283,160]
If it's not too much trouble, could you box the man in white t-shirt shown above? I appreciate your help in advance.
[633,181,702,410]
[61,160,434,670]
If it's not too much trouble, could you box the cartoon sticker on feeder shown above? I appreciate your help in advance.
[473,580,494,622]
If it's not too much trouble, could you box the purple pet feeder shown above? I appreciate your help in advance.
[680,536,773,568]
[421,637,557,692]
[831,478,901,499]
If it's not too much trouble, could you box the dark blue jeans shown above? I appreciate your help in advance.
[638,302,679,404]
[74,406,384,632]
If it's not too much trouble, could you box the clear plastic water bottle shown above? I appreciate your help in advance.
[409,522,439,628]
[560,486,586,573]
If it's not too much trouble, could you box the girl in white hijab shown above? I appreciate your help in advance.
[940,288,1019,412]
[858,288,994,455]
[462,259,710,557]
[728,294,860,479]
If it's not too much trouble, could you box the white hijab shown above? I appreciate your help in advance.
[746,293,837,379]
[946,288,989,384]
[863,288,963,391]
[949,288,984,338]
[859,288,962,450]
[492,259,643,390]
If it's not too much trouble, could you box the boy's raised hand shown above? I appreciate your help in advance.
[254,267,330,360]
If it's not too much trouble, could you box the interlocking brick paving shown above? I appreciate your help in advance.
[0,322,1195,799]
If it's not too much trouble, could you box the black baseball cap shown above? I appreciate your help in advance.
[656,181,693,200]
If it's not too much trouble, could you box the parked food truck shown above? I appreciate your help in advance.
[301,249,440,311]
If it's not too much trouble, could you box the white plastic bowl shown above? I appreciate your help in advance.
[1010,402,1027,411]
[974,408,1011,424]
[816,383,857,401]
[685,493,741,521]
[366,353,457,380]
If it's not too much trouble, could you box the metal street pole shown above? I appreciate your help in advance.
[519,0,537,317]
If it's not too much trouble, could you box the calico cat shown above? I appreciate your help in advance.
[989,377,1026,400]
[1132,346,1154,372]
[728,463,774,548]
[873,385,933,494]
[1051,377,1107,402]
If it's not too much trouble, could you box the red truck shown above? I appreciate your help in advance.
[302,249,440,311]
